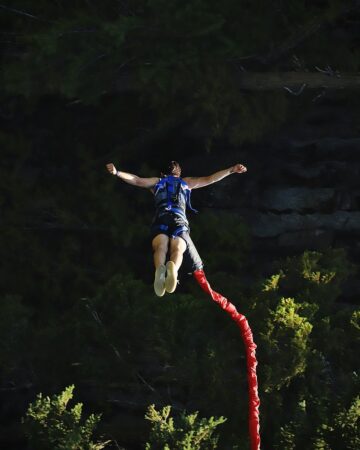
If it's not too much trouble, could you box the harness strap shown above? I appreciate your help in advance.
[185,189,198,213]
[154,176,198,215]
[165,180,172,211]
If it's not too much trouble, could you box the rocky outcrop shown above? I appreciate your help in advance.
[257,188,336,212]
[242,126,360,257]
[252,212,360,238]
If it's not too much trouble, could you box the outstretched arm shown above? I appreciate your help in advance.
[183,163,247,189]
[106,163,159,189]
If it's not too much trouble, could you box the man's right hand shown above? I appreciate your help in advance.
[106,163,117,175]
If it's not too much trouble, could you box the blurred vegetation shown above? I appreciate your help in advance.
[1,0,360,143]
[2,228,358,448]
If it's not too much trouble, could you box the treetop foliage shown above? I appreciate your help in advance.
[145,403,226,450]
[23,385,110,450]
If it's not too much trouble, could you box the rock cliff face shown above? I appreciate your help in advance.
[250,144,358,249]
[248,136,360,248]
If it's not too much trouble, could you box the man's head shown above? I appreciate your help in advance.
[161,161,181,178]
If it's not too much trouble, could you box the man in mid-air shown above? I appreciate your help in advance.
[106,161,247,297]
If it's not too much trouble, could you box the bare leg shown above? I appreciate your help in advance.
[169,236,187,270]
[165,236,186,293]
[152,234,169,269]
[152,234,169,297]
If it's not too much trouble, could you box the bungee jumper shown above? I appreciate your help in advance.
[106,160,260,450]
[106,160,247,296]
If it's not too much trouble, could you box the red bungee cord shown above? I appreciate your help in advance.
[193,269,261,450]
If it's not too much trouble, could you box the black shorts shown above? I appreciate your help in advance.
[150,213,203,272]
[151,213,189,240]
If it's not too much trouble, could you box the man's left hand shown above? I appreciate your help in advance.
[231,163,247,174]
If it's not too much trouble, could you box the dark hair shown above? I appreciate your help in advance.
[161,160,181,177]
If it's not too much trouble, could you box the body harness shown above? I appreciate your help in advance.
[153,176,198,221]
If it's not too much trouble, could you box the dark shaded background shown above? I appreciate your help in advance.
[0,1,359,449]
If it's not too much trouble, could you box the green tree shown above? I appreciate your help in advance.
[145,404,226,450]
[23,385,110,450]
[253,249,358,449]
